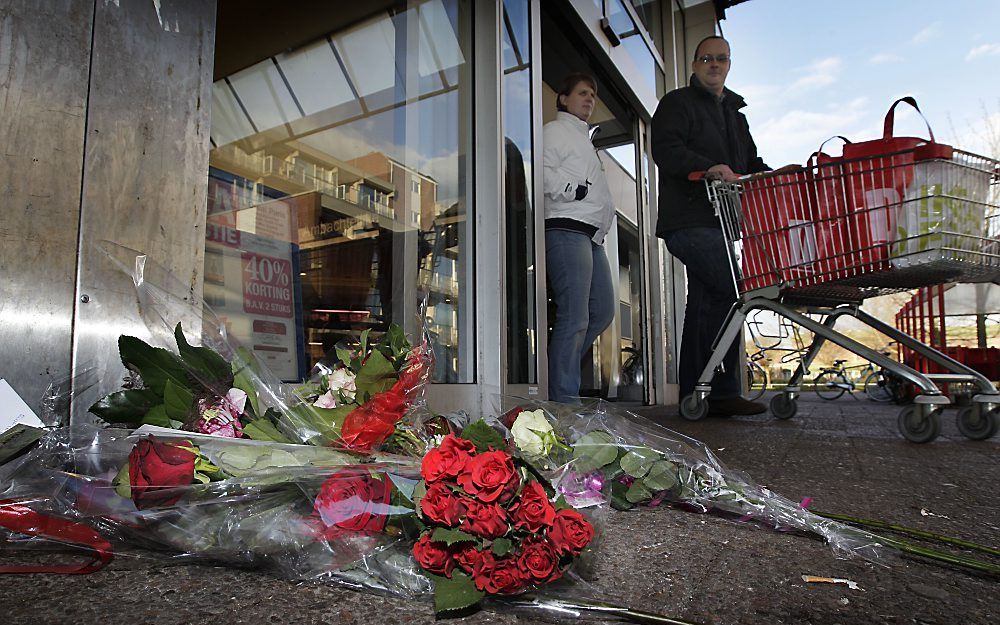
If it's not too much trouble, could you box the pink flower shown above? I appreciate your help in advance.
[196,388,247,437]
[314,390,338,409]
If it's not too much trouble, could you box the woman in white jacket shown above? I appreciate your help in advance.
[543,73,616,403]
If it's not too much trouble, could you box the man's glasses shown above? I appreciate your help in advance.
[696,54,730,64]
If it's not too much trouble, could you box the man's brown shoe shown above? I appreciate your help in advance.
[707,397,767,418]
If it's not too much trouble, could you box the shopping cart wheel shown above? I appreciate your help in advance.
[769,393,797,420]
[679,394,709,421]
[955,405,999,441]
[897,405,941,443]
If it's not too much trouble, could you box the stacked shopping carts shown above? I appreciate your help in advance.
[679,99,1000,443]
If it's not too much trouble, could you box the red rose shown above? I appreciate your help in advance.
[500,406,525,429]
[412,533,454,577]
[460,499,508,538]
[313,470,392,534]
[472,551,525,595]
[548,509,594,556]
[339,407,397,451]
[420,482,466,527]
[128,436,196,510]
[508,480,555,533]
[421,435,476,483]
[517,536,560,584]
[457,450,519,503]
[454,543,486,574]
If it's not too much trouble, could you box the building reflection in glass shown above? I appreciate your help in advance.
[204,0,473,383]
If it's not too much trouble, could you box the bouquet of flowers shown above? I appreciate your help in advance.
[498,401,889,562]
[0,417,618,621]
[411,423,596,615]
[86,244,432,453]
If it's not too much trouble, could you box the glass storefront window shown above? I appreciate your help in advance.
[628,0,665,61]
[606,0,660,97]
[502,0,537,384]
[205,0,473,383]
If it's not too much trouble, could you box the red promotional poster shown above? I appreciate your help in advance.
[241,251,294,319]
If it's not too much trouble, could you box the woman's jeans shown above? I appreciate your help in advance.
[663,227,740,399]
[546,229,615,403]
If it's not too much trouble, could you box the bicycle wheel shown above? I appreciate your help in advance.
[745,361,767,401]
[814,371,847,400]
[864,371,893,402]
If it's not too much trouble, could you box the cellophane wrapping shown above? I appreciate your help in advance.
[492,396,890,565]
[89,242,433,453]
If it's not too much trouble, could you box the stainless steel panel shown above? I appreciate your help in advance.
[71,0,216,422]
[0,0,93,418]
[473,0,503,414]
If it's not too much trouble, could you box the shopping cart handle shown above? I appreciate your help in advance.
[688,171,707,182]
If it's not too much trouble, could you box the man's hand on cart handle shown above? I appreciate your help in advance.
[707,164,740,182]
[688,164,741,182]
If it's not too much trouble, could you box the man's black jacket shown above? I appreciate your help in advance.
[651,75,769,237]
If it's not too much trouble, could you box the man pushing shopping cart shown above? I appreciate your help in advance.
[652,38,1000,442]
[652,34,781,419]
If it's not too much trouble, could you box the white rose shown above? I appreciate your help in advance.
[327,368,357,400]
[511,409,556,457]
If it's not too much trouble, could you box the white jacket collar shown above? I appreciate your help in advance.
[556,111,590,133]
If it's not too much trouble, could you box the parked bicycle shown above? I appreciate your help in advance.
[743,311,808,401]
[812,353,908,403]
[744,356,768,401]
[621,345,644,387]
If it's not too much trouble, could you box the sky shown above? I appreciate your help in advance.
[721,0,1000,168]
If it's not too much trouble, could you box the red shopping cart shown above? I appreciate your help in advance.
[678,97,1000,443]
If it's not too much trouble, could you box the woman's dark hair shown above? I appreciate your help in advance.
[555,73,597,112]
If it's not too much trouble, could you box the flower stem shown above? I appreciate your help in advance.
[866,531,1000,576]
[812,510,1000,558]
[500,595,709,625]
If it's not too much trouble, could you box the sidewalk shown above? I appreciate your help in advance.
[1,394,996,625]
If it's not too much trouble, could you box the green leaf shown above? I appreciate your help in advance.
[610,481,635,511]
[602,461,624,482]
[643,460,679,492]
[625,480,653,504]
[354,349,397,397]
[112,463,131,499]
[88,389,161,424]
[335,347,354,367]
[242,419,295,443]
[412,480,428,518]
[431,527,477,546]
[458,420,505,453]
[174,323,232,385]
[359,328,371,357]
[232,364,260,418]
[388,474,418,502]
[163,379,194,422]
[491,537,513,556]
[620,447,661,479]
[309,404,354,431]
[118,335,190,395]
[141,404,171,428]
[211,445,271,474]
[429,571,484,616]
[571,430,619,473]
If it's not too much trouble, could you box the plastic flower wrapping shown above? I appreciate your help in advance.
[4,245,992,622]
[84,242,433,454]
[494,398,889,563]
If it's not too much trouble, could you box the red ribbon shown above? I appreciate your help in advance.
[0,499,113,574]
